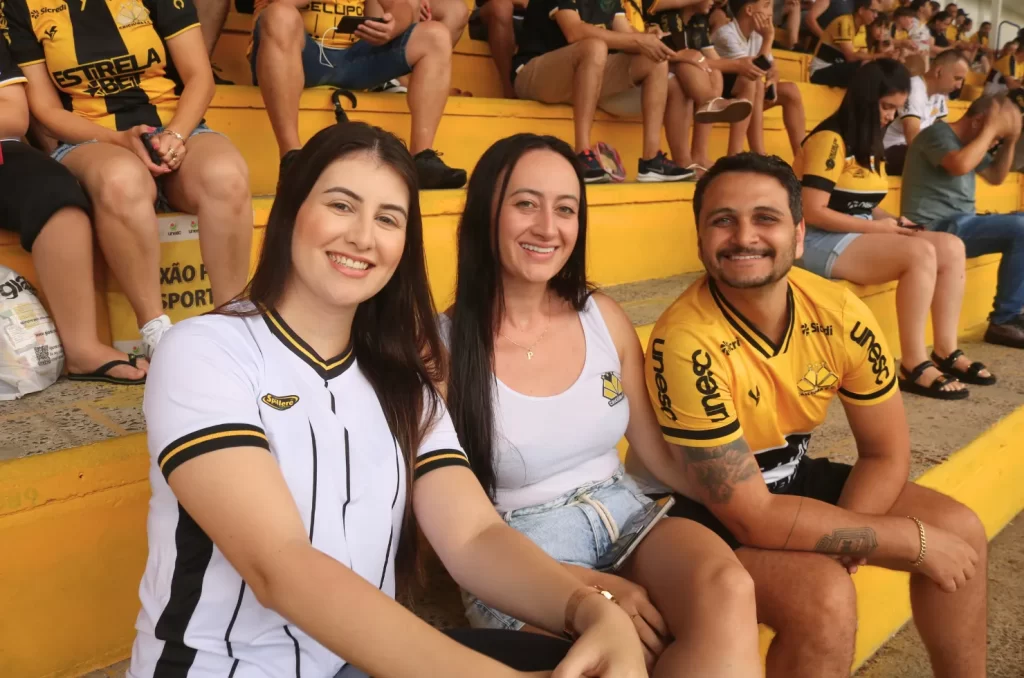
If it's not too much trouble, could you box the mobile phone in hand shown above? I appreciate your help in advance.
[140,132,165,167]
[339,15,386,33]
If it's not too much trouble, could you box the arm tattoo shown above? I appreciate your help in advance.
[680,438,761,504]
[813,528,879,556]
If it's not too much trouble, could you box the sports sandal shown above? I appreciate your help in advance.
[694,97,753,125]
[67,354,147,386]
[931,349,997,386]
[898,360,969,400]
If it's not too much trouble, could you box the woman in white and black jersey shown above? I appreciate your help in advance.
[444,134,763,678]
[130,122,646,678]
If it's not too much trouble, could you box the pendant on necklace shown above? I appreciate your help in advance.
[526,350,534,360]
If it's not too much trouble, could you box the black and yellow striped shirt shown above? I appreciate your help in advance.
[1,0,200,131]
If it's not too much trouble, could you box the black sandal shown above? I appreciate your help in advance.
[898,360,969,400]
[67,354,147,386]
[931,349,997,386]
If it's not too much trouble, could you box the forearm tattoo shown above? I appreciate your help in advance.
[680,439,761,504]
[814,527,879,556]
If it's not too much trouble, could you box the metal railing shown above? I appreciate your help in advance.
[997,20,1021,48]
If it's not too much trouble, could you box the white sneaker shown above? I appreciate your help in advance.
[369,79,408,93]
[140,314,172,358]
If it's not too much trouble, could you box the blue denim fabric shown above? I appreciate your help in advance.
[796,215,871,279]
[927,212,1024,324]
[250,18,415,90]
[463,469,653,631]
[50,122,218,164]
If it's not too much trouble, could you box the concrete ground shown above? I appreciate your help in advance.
[856,513,1024,678]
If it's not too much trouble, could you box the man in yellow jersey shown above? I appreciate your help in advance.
[250,0,468,190]
[634,153,987,677]
[806,0,883,87]
[984,39,1024,96]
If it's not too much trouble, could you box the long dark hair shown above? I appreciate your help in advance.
[223,122,442,580]
[810,58,911,170]
[447,134,592,499]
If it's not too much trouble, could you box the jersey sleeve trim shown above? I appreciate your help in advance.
[802,174,837,192]
[414,449,472,479]
[158,423,270,480]
[661,419,741,441]
[16,59,47,68]
[0,76,28,89]
[900,114,922,120]
[163,22,202,41]
[838,373,897,402]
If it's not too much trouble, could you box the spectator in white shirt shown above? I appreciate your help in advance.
[714,0,807,168]
[884,48,969,174]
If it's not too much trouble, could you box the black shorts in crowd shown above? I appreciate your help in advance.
[810,61,861,88]
[657,456,854,550]
[0,140,90,252]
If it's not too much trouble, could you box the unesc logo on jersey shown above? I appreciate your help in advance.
[797,362,838,396]
[262,393,299,411]
[601,371,625,407]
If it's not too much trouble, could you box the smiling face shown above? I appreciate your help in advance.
[697,171,804,289]
[288,151,410,311]
[879,91,909,126]
[496,149,581,287]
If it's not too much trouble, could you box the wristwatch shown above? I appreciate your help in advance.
[563,585,616,640]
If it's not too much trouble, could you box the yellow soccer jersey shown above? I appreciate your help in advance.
[945,23,957,43]
[987,53,1022,88]
[1,0,199,132]
[646,268,897,489]
[253,0,365,49]
[801,127,888,217]
[813,14,863,67]
[970,32,988,49]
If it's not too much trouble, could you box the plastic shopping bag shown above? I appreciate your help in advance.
[0,266,64,400]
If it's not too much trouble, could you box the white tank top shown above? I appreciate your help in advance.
[443,296,629,513]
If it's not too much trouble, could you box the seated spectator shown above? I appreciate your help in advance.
[478,0,530,98]
[636,151,987,678]
[772,0,804,49]
[884,49,969,174]
[891,6,930,67]
[901,94,1024,349]
[970,20,993,73]
[806,0,883,87]
[0,42,147,385]
[714,0,807,167]
[4,0,252,358]
[905,0,936,64]
[445,133,762,676]
[129,122,647,678]
[250,0,468,189]
[799,59,988,399]
[866,14,894,54]
[513,0,734,183]
[983,39,1023,96]
[927,10,953,55]
[643,0,759,167]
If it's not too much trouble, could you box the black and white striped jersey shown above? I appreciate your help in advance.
[128,305,469,678]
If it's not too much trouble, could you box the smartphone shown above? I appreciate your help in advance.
[604,495,676,572]
[140,132,165,167]
[751,55,777,101]
[338,16,385,33]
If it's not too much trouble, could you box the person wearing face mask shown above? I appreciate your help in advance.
[127,122,647,678]
[634,151,988,678]
[443,134,764,677]
[796,58,991,400]
[884,49,970,174]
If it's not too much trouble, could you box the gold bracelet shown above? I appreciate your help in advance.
[908,516,926,567]
[160,129,186,144]
[563,585,615,640]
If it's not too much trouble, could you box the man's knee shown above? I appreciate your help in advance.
[258,2,305,44]
[778,81,802,105]
[413,20,454,58]
[925,495,987,552]
[777,561,858,651]
[571,37,608,70]
[440,0,470,29]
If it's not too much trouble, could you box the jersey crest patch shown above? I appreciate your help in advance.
[262,393,300,411]
[601,371,625,406]
[116,0,152,28]
[797,363,839,396]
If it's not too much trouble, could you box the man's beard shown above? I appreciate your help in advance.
[706,240,796,289]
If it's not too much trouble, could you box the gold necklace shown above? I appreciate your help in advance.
[499,303,551,360]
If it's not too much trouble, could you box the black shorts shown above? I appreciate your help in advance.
[722,72,739,97]
[884,144,908,176]
[809,61,860,88]
[0,140,90,252]
[659,456,853,550]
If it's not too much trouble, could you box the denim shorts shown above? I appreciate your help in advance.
[250,17,415,90]
[463,469,654,631]
[797,216,870,279]
[50,122,218,164]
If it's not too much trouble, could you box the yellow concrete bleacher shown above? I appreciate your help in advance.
[1,12,1023,678]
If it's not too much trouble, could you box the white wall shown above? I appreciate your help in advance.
[956,0,1024,47]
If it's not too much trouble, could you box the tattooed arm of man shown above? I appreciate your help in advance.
[668,436,921,560]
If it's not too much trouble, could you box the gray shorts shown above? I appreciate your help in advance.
[463,469,653,631]
[796,220,867,278]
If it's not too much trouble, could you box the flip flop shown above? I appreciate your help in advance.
[67,354,147,386]
[694,97,753,125]
[897,360,969,400]
[931,349,997,386]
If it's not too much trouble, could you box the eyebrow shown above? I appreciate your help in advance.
[509,187,580,203]
[324,186,409,218]
[705,205,787,218]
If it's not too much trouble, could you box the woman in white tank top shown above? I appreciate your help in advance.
[445,134,764,677]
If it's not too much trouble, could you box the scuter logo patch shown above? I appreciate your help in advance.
[797,363,838,396]
[601,371,625,407]
[262,393,300,411]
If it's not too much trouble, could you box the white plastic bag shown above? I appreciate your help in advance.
[0,266,64,400]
